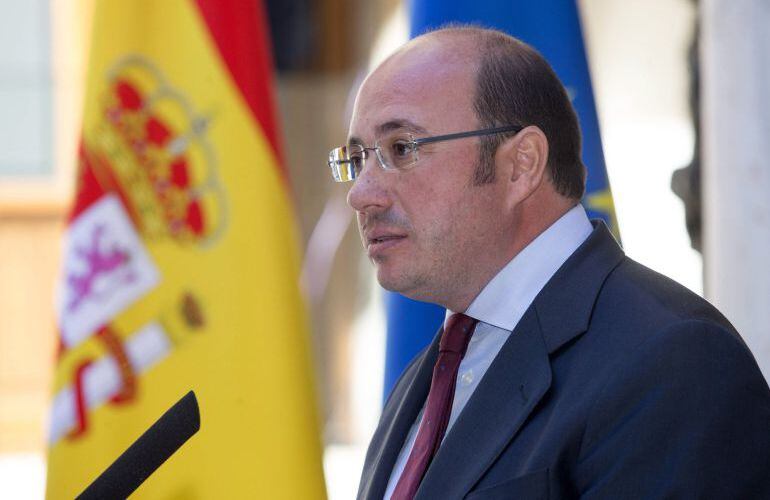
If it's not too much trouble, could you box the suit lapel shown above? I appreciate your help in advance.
[534,222,625,353]
[415,222,625,498]
[359,328,441,500]
[415,308,551,499]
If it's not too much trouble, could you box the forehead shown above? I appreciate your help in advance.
[349,40,478,142]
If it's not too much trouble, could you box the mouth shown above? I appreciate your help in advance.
[366,233,407,256]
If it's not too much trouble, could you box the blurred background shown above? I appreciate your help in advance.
[1,0,768,498]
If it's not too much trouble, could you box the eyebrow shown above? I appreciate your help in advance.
[348,119,429,146]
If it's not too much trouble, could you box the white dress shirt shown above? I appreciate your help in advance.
[383,204,593,499]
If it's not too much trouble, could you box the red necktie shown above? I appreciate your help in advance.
[391,313,478,500]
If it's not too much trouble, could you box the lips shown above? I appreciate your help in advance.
[369,234,404,244]
[366,231,407,256]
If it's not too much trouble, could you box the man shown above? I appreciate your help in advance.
[328,26,770,499]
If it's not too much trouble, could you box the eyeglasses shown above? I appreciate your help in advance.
[327,125,523,182]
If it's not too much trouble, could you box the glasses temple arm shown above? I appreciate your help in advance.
[414,125,523,146]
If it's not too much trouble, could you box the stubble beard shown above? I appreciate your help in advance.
[373,254,429,298]
[372,229,454,306]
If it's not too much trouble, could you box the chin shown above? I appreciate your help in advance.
[375,267,426,300]
[375,272,402,293]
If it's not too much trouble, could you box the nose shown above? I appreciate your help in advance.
[346,161,391,215]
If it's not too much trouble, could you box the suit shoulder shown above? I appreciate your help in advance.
[595,256,735,335]
[582,317,770,452]
[576,317,770,497]
[573,257,760,384]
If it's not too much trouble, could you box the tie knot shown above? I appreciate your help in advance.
[439,313,478,355]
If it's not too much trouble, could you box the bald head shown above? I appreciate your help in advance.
[379,27,481,70]
[367,26,586,196]
[350,32,481,160]
[361,31,479,116]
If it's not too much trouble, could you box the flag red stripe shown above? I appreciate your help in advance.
[193,0,286,172]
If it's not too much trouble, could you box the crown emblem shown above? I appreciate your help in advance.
[82,56,227,247]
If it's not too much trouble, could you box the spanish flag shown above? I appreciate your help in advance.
[46,1,326,497]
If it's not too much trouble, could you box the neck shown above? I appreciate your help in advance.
[442,196,577,312]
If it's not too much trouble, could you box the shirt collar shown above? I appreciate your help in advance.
[447,204,593,331]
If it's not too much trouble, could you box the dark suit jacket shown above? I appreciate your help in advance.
[358,222,770,499]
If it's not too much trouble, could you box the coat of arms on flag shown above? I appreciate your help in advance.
[46,2,326,498]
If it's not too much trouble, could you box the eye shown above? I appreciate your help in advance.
[348,147,366,175]
[391,139,416,158]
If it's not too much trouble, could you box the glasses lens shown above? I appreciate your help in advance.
[378,134,418,171]
[328,145,363,182]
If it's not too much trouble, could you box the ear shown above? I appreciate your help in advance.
[495,125,549,205]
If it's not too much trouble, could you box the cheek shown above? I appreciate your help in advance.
[395,157,479,246]
[441,189,499,249]
[416,198,469,257]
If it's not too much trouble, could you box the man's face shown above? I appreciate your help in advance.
[346,42,511,309]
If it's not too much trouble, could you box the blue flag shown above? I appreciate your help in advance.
[383,0,619,400]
